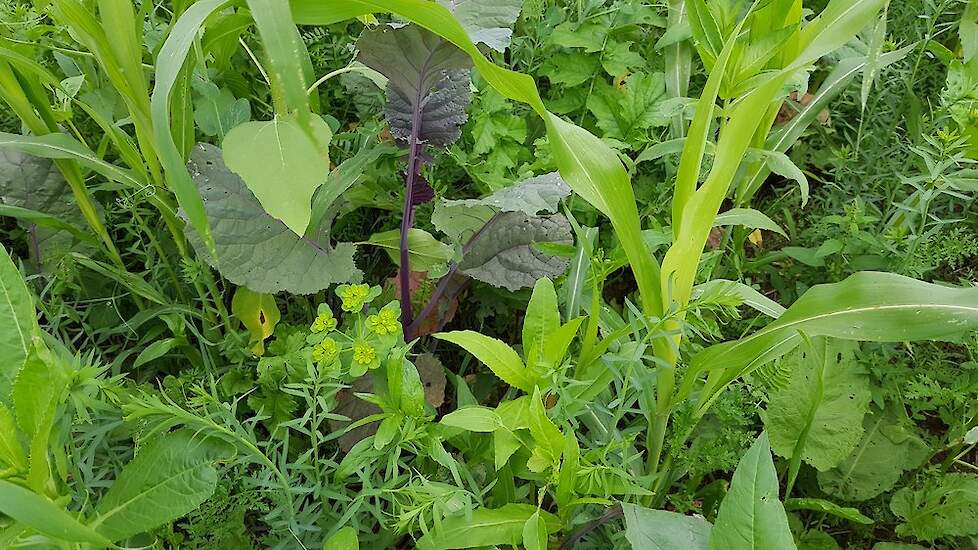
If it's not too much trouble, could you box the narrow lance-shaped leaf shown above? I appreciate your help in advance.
[152,0,232,258]
[415,504,559,550]
[0,479,112,546]
[434,330,535,392]
[710,432,796,550]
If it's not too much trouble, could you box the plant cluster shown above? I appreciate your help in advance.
[1,0,978,549]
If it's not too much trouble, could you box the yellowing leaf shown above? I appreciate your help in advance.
[231,287,281,356]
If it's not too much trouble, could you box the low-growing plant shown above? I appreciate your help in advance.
[1,0,978,548]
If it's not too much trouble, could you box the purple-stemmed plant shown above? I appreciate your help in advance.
[356,24,472,338]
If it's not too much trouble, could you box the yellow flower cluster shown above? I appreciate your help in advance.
[352,341,376,365]
[311,337,338,364]
[340,284,371,312]
[368,307,400,335]
[311,311,337,333]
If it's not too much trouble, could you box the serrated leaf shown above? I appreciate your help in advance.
[357,24,472,147]
[222,115,333,236]
[586,72,668,144]
[437,0,523,52]
[0,403,26,471]
[523,278,560,365]
[891,474,978,541]
[763,338,871,471]
[711,433,795,550]
[460,212,572,291]
[13,338,65,491]
[818,405,930,501]
[0,245,36,405]
[93,430,234,541]
[687,272,978,412]
[540,52,600,87]
[184,144,361,294]
[623,503,713,550]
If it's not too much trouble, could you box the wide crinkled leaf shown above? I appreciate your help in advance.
[221,115,332,236]
[0,149,92,270]
[710,432,795,550]
[891,474,978,541]
[432,172,570,245]
[623,504,712,550]
[415,504,559,550]
[184,144,361,294]
[443,172,571,216]
[386,69,471,147]
[93,430,234,542]
[460,212,572,291]
[817,405,930,501]
[357,24,472,147]
[0,245,36,405]
[437,0,523,52]
[0,149,75,217]
[762,338,871,471]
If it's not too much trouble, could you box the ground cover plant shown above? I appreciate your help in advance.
[2,0,978,548]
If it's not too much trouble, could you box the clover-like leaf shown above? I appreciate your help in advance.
[183,144,361,295]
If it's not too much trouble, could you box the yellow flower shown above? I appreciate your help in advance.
[340,284,371,312]
[368,307,400,335]
[312,338,338,364]
[311,311,336,333]
[352,341,376,366]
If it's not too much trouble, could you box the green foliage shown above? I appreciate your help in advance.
[710,433,795,550]
[763,338,871,477]
[1,1,978,548]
